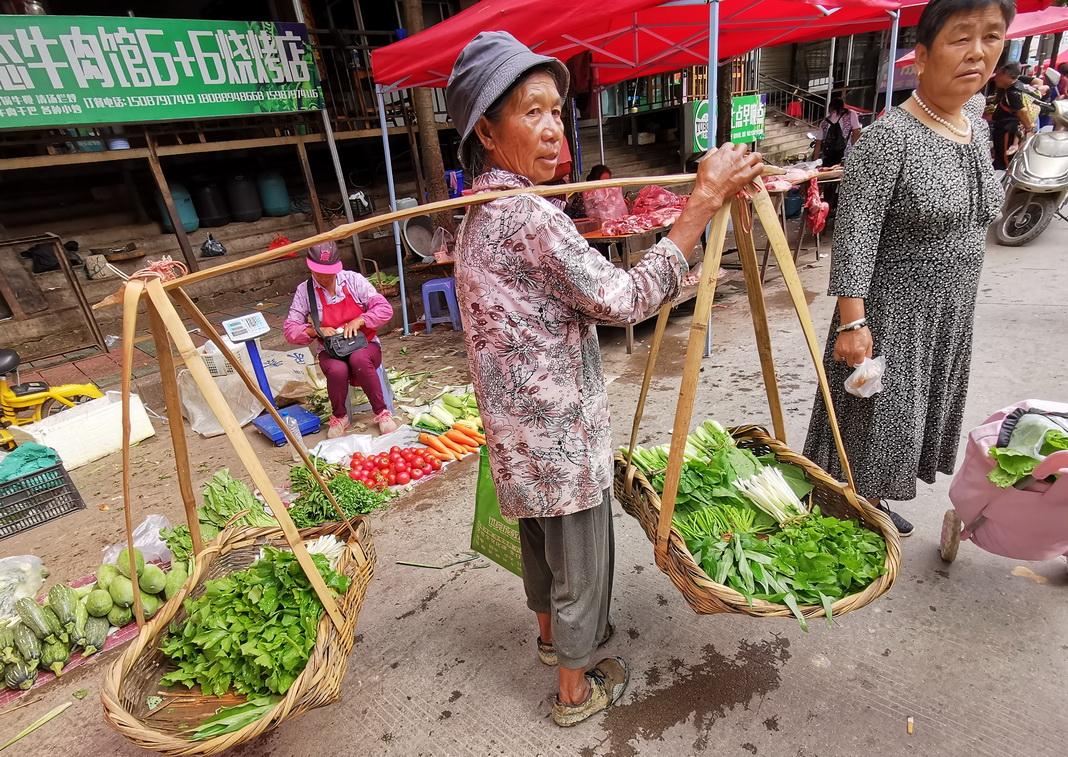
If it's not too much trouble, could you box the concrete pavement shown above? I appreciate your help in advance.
[8,219,1068,756]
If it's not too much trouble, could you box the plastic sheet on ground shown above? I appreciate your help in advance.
[180,345,323,437]
[309,425,423,465]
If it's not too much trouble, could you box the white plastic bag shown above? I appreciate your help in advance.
[102,514,173,566]
[845,355,886,398]
[0,555,47,623]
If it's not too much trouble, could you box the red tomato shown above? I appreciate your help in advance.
[396,471,411,485]
[411,467,424,481]
[394,460,409,473]
[429,458,442,471]
[401,450,414,462]
[390,446,401,454]
[348,470,360,480]
[387,472,397,486]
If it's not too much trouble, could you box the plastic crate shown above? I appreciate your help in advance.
[0,463,85,540]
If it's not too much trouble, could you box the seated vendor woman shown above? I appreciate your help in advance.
[284,242,397,438]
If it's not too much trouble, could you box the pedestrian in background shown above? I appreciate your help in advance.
[804,0,1011,536]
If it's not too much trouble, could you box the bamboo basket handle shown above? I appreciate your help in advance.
[654,205,732,567]
[160,168,785,292]
[142,278,346,631]
[171,287,359,542]
[750,183,857,492]
[623,303,674,492]
[731,193,787,442]
[120,280,147,628]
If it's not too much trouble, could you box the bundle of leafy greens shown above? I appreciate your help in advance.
[677,504,886,630]
[287,462,391,528]
[160,547,350,697]
[160,471,275,565]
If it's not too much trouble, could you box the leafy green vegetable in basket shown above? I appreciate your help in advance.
[190,696,280,741]
[160,547,350,697]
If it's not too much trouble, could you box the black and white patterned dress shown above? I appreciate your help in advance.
[803,102,1003,501]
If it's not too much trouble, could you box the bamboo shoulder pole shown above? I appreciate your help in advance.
[750,185,857,492]
[162,167,784,292]
[731,195,787,443]
[171,286,358,542]
[142,278,346,631]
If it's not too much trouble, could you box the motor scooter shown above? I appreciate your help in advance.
[995,100,1068,247]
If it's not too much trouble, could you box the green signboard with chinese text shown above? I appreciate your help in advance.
[730,94,766,144]
[0,15,324,130]
[692,99,710,153]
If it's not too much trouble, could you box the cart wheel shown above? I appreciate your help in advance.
[939,509,962,563]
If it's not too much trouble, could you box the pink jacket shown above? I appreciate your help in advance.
[455,168,687,519]
[283,270,393,353]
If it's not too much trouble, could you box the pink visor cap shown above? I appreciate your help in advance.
[306,241,343,274]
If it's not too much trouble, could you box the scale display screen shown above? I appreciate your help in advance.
[221,312,271,342]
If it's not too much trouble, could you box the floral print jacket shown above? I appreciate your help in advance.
[455,168,687,519]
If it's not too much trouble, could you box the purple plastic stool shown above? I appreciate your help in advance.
[421,277,462,333]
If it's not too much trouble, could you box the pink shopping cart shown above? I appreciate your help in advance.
[942,400,1068,563]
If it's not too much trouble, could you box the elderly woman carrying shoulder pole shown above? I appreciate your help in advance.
[446,31,763,727]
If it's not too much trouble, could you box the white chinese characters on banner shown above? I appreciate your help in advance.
[0,24,314,92]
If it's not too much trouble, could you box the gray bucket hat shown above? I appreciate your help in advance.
[446,31,569,171]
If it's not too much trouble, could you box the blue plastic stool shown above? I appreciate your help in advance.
[421,277,462,333]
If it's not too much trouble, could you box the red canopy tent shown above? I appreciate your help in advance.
[896,5,1068,66]
[369,0,1051,333]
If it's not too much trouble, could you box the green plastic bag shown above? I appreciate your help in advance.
[470,447,523,577]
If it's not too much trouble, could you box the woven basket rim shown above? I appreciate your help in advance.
[615,425,901,619]
[101,518,374,756]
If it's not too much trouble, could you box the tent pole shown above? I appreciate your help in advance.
[597,80,606,166]
[292,0,363,268]
[376,86,411,335]
[706,0,720,358]
[885,10,900,116]
[844,34,855,89]
[826,37,836,113]
[707,0,721,146]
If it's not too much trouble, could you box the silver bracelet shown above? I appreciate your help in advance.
[836,317,868,333]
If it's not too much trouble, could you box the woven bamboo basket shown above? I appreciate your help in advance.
[615,425,901,621]
[101,518,375,756]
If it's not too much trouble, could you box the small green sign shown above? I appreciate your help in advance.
[692,99,709,153]
[730,94,766,144]
[0,15,324,130]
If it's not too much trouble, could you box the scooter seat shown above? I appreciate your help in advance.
[10,381,48,397]
[0,349,20,377]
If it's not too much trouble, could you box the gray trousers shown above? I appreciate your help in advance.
[518,489,615,669]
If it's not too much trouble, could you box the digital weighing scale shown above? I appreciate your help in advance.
[221,312,321,445]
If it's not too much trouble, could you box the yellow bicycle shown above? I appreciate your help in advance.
[1,348,103,448]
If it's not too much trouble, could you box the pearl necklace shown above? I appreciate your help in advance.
[911,91,971,138]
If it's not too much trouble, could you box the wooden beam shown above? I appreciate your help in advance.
[295,137,326,233]
[144,132,198,273]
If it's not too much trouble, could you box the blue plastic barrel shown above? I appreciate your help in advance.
[156,183,200,233]
[258,171,291,216]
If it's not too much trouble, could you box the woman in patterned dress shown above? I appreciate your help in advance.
[445,32,762,726]
[804,0,1012,535]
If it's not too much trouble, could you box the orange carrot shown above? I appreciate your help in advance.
[420,433,457,460]
[438,435,467,456]
[446,429,482,448]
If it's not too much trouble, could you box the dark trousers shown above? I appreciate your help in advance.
[318,341,385,418]
[991,118,1020,171]
[518,489,615,669]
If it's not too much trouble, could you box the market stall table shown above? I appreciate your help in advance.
[581,224,698,354]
